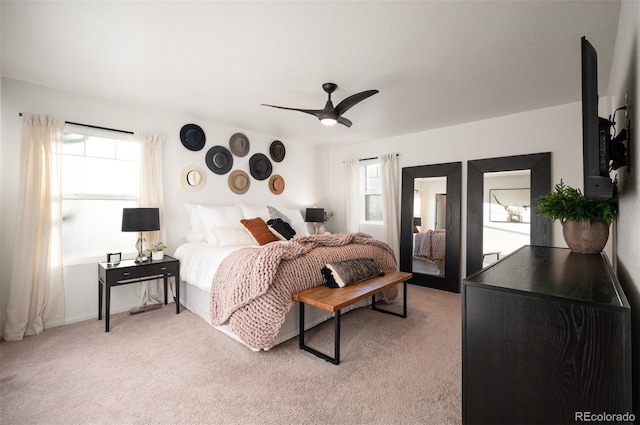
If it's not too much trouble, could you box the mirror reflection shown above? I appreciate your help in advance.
[412,177,447,276]
[482,170,531,267]
[400,162,461,293]
[466,152,551,276]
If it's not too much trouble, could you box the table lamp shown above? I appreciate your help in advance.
[413,217,422,233]
[122,207,160,263]
[305,207,325,234]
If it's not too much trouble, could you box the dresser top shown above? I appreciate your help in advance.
[464,245,629,308]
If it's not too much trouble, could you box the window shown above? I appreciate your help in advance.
[61,129,140,262]
[363,162,383,222]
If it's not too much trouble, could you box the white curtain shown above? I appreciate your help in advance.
[419,189,428,230]
[379,153,400,261]
[135,132,168,305]
[344,159,360,233]
[4,114,65,341]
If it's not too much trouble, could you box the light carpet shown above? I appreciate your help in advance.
[0,284,461,425]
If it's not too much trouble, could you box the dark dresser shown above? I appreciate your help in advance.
[462,245,632,424]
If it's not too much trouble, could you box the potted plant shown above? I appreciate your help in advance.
[535,180,618,254]
[149,241,167,261]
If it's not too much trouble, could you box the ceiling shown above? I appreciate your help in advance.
[1,1,622,146]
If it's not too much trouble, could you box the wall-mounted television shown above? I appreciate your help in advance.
[581,36,626,201]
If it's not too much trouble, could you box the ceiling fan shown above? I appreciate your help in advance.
[261,83,379,128]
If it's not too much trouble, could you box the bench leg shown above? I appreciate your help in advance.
[334,310,341,364]
[371,281,408,318]
[298,302,341,365]
[297,281,407,365]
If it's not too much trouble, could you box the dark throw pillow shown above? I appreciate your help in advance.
[267,218,296,240]
[321,258,384,288]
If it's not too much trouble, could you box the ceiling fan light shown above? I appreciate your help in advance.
[320,117,337,126]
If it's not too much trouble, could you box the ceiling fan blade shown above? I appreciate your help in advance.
[261,104,323,118]
[334,89,379,116]
[338,117,352,128]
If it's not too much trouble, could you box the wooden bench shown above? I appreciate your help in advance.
[292,270,412,364]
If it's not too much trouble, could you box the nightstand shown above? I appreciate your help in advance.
[98,255,180,332]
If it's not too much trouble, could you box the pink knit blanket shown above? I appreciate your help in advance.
[210,233,398,349]
[414,229,446,259]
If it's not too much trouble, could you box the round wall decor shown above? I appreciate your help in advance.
[269,174,285,195]
[180,124,206,151]
[269,140,286,162]
[205,146,233,175]
[229,133,250,157]
[228,170,250,194]
[249,153,272,180]
[180,165,206,191]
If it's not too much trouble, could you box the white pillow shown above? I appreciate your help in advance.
[273,207,304,224]
[184,203,205,242]
[184,230,205,243]
[208,227,256,247]
[240,204,270,221]
[197,205,244,244]
[267,206,292,224]
[277,207,310,236]
[294,222,311,237]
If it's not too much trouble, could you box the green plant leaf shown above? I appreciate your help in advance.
[534,179,617,226]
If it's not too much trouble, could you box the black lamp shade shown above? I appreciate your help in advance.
[122,208,160,232]
[413,217,422,226]
[305,208,325,223]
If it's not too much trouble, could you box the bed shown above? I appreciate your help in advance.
[412,229,445,276]
[174,203,398,351]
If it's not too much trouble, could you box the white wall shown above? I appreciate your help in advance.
[608,0,639,292]
[0,78,319,333]
[325,101,586,276]
[606,0,640,412]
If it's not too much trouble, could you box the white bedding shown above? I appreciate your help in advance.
[174,242,253,291]
[412,256,441,275]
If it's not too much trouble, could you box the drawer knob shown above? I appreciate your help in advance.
[123,272,131,276]
[160,267,167,271]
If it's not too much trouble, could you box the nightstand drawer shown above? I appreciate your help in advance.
[107,266,152,281]
[103,260,178,283]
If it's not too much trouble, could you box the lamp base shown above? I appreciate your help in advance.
[128,303,163,315]
[134,254,149,264]
[134,232,148,263]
